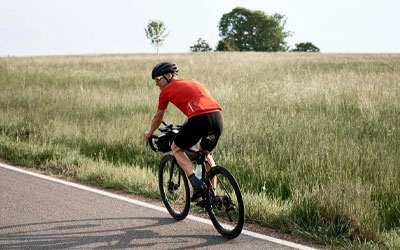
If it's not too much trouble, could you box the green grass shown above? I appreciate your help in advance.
[1,52,399,249]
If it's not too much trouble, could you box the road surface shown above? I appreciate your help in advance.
[0,163,316,250]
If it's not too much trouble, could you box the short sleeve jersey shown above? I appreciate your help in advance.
[158,78,222,118]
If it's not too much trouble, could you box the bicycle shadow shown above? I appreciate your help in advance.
[0,216,232,249]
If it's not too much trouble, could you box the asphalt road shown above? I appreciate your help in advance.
[0,164,314,250]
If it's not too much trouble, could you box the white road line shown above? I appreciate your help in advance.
[0,162,317,250]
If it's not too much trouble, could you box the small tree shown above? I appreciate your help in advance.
[216,40,235,51]
[291,42,320,52]
[145,20,169,55]
[190,38,212,52]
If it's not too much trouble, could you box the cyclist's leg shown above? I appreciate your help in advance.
[173,118,206,201]
[171,142,194,176]
[204,152,216,168]
[200,149,217,188]
[199,112,223,189]
[172,117,202,175]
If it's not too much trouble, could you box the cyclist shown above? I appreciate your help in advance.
[144,62,223,201]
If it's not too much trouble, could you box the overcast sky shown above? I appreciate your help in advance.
[1,0,399,57]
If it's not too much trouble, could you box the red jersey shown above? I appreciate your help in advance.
[158,78,222,118]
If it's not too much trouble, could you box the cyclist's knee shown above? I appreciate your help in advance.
[199,147,212,155]
[171,142,184,154]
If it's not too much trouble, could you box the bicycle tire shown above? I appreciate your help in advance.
[206,166,244,239]
[159,154,190,220]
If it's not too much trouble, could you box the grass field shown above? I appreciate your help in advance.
[1,52,399,249]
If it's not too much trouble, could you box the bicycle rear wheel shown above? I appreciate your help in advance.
[206,166,244,239]
[159,154,190,220]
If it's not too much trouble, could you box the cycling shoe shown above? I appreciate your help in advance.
[191,183,206,201]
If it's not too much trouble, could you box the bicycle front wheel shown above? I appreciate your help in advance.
[159,154,190,220]
[206,166,244,239]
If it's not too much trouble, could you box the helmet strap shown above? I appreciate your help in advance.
[163,74,173,84]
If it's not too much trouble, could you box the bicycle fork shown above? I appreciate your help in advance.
[167,160,181,193]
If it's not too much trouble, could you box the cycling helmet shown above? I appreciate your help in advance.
[151,62,179,79]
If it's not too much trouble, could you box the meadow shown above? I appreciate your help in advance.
[0,52,399,249]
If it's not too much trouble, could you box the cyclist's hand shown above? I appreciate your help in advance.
[144,131,152,140]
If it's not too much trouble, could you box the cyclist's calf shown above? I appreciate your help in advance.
[171,142,195,176]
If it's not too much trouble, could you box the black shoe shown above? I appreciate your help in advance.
[191,183,206,201]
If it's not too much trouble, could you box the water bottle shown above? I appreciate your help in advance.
[195,164,202,180]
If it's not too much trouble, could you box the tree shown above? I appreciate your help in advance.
[216,40,234,51]
[291,42,320,52]
[145,20,168,55]
[217,7,291,52]
[190,38,212,52]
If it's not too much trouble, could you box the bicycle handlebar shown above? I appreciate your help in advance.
[147,121,181,153]
[148,135,159,152]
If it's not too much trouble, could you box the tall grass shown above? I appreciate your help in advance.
[1,52,399,248]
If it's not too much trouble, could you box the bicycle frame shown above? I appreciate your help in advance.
[149,121,244,238]
[184,148,213,186]
[186,148,234,205]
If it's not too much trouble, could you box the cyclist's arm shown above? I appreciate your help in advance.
[145,109,165,139]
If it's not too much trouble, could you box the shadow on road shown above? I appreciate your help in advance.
[0,216,231,249]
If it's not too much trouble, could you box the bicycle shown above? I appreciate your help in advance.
[148,121,244,239]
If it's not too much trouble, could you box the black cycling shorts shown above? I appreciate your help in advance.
[174,111,223,152]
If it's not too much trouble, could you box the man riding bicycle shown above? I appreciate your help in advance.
[144,62,224,201]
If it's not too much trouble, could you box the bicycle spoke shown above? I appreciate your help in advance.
[216,176,233,201]
[159,155,190,220]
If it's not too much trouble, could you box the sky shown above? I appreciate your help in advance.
[1,0,399,57]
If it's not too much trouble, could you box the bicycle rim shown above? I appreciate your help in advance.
[159,154,190,220]
[206,166,244,239]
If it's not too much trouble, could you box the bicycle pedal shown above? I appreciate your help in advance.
[226,204,235,212]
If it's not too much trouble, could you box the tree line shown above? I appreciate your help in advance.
[145,7,320,53]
